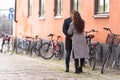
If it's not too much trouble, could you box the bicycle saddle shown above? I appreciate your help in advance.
[57,36,61,38]
[87,34,95,39]
[35,35,39,38]
[48,34,55,37]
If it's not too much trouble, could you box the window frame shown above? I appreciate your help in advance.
[70,0,81,13]
[54,0,62,18]
[28,0,32,17]
[39,0,45,19]
[94,0,109,18]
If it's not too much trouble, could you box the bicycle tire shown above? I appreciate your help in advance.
[16,42,23,54]
[89,48,97,70]
[31,47,39,57]
[8,41,13,53]
[116,53,120,70]
[54,42,64,60]
[2,43,8,53]
[101,49,111,74]
[39,42,54,59]
[11,38,17,54]
[22,40,30,54]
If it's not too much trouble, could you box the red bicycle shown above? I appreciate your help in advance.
[39,34,64,60]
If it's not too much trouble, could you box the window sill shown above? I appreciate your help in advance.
[54,15,62,19]
[94,14,109,19]
[39,16,45,20]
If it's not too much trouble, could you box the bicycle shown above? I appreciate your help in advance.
[15,36,31,54]
[85,29,99,70]
[101,27,120,74]
[30,35,43,57]
[39,33,64,60]
[2,35,13,53]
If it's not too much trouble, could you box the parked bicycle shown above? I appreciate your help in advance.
[101,27,120,74]
[30,35,43,57]
[15,36,31,54]
[85,29,99,70]
[39,34,64,60]
[2,35,13,53]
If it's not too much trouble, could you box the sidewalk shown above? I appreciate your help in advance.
[0,53,120,80]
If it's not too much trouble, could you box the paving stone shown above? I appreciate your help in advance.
[0,53,120,80]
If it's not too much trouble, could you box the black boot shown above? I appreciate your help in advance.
[79,58,84,73]
[75,67,80,74]
[65,66,69,72]
[79,66,83,73]
[74,59,80,74]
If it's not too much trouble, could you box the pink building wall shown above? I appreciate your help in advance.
[15,0,120,43]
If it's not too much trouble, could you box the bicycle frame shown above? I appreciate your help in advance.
[101,27,120,74]
[29,36,42,56]
[85,29,98,70]
[48,35,60,54]
[40,33,64,60]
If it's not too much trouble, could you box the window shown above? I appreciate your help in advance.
[54,0,62,17]
[39,0,45,18]
[95,0,109,15]
[28,0,32,17]
[70,0,81,12]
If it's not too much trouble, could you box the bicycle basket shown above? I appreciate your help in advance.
[106,34,120,46]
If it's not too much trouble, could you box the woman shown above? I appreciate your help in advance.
[68,11,89,73]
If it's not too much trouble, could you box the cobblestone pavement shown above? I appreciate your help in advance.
[0,53,120,80]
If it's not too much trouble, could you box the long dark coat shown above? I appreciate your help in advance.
[62,17,72,50]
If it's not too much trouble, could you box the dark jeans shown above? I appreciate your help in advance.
[65,50,71,69]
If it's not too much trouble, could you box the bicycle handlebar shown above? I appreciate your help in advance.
[85,29,98,35]
[103,27,120,36]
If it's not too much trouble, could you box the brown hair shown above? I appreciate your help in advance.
[73,11,85,33]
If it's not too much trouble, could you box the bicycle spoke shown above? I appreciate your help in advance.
[40,43,54,59]
[54,42,64,60]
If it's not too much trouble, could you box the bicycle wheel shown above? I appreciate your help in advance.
[116,53,120,70]
[31,47,39,57]
[8,41,13,52]
[101,49,111,74]
[22,40,30,54]
[11,38,17,54]
[39,42,54,59]
[2,43,8,53]
[16,42,23,54]
[89,48,97,70]
[54,42,64,60]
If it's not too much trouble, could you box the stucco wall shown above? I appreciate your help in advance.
[15,0,120,43]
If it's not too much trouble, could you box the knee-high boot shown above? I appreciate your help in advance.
[79,58,84,73]
[74,59,80,73]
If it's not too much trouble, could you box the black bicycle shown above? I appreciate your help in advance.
[15,37,31,54]
[85,29,99,70]
[30,35,43,57]
[39,34,64,60]
[101,27,120,74]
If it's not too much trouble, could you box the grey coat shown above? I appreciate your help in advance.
[68,22,89,59]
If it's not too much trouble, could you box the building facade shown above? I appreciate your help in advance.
[14,0,120,43]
